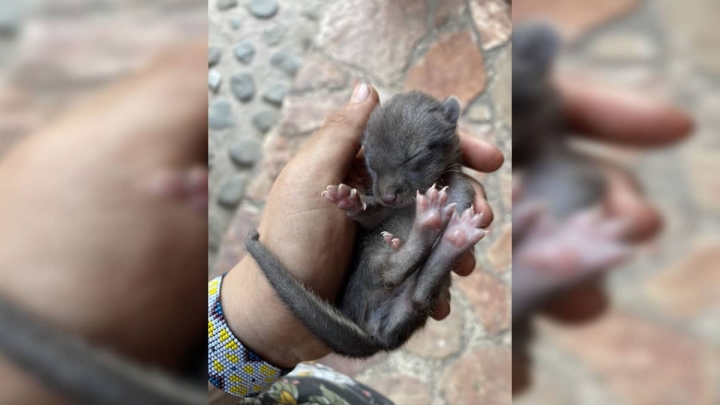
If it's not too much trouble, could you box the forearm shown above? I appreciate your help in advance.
[210,261,333,398]
[219,257,305,369]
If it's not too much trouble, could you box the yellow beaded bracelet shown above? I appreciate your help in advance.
[208,274,293,397]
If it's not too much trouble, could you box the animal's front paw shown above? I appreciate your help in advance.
[322,184,366,215]
[442,206,487,251]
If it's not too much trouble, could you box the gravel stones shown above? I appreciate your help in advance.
[230,73,255,102]
[208,47,221,67]
[217,0,237,11]
[270,51,302,76]
[302,4,322,21]
[248,0,279,19]
[233,40,255,64]
[262,23,285,46]
[217,175,247,208]
[208,70,222,92]
[262,83,289,106]
[209,100,234,130]
[252,110,279,133]
[229,139,263,167]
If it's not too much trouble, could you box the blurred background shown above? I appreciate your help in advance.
[4,0,717,403]
[0,0,206,158]
[514,0,720,404]
[0,0,206,402]
[207,0,511,403]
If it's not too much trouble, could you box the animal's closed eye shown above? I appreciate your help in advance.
[401,151,423,166]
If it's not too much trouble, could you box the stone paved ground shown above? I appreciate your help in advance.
[0,0,206,157]
[514,0,720,404]
[209,0,512,404]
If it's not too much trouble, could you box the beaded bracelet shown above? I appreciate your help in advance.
[208,274,294,397]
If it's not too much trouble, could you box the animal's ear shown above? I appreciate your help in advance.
[442,96,460,125]
[513,21,560,74]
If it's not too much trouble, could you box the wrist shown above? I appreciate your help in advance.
[220,256,329,369]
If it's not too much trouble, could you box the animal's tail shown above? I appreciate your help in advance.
[0,294,205,405]
[245,229,384,358]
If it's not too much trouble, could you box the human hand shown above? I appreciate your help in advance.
[0,42,208,404]
[512,76,693,393]
[221,83,504,369]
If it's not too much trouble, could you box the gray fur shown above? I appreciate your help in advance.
[512,22,606,220]
[246,92,476,358]
[0,293,206,405]
[512,22,609,318]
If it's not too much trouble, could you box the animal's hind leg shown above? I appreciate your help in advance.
[411,206,487,310]
[367,279,428,349]
[378,185,455,288]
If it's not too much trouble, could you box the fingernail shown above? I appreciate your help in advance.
[350,82,369,103]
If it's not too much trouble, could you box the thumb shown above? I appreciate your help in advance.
[295,83,379,182]
[42,40,208,167]
[130,40,208,165]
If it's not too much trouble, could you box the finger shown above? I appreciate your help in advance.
[466,176,494,227]
[557,76,694,147]
[542,280,609,323]
[453,252,476,276]
[512,174,523,202]
[598,217,635,240]
[603,165,663,242]
[458,130,505,172]
[512,345,532,395]
[431,296,451,320]
[149,44,209,164]
[512,200,545,241]
[295,83,379,183]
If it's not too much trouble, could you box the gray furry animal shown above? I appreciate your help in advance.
[512,22,629,318]
[0,293,206,405]
[512,22,605,220]
[246,92,487,358]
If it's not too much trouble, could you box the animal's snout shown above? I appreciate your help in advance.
[377,180,410,205]
[380,185,409,205]
[381,193,398,205]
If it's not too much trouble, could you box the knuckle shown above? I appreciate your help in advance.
[324,111,351,129]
